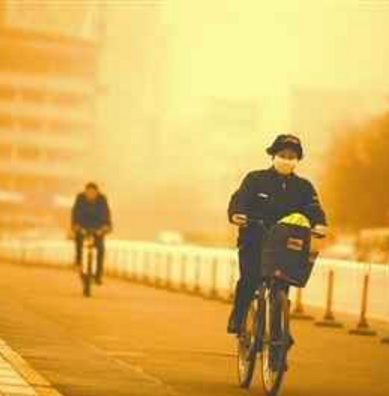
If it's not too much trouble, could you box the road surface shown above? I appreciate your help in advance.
[0,261,387,396]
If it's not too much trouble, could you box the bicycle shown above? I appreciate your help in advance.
[237,218,323,396]
[79,229,99,298]
[237,275,291,395]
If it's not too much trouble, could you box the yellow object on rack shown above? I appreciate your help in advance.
[278,213,311,228]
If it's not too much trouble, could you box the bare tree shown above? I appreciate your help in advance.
[322,111,389,230]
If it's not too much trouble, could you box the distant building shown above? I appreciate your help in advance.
[0,2,104,236]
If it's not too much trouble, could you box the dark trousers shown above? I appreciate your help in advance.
[75,232,105,280]
[232,240,263,327]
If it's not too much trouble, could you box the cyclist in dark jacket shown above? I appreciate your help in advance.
[71,182,112,284]
[227,134,327,334]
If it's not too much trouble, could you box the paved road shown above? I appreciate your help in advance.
[0,261,387,396]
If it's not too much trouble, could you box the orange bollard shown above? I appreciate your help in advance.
[349,273,377,336]
[291,288,314,321]
[316,269,344,328]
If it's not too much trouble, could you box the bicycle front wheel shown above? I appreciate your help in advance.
[237,299,257,388]
[260,288,290,396]
[82,253,93,297]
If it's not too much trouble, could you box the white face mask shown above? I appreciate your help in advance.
[273,155,298,175]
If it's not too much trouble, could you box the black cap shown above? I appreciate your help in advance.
[266,134,304,159]
[85,182,99,190]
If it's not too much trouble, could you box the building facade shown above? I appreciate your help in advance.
[0,2,103,236]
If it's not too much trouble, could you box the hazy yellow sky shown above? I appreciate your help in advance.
[161,0,389,115]
[102,0,389,136]
[98,1,389,239]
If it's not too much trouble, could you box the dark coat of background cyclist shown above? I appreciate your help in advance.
[227,134,327,334]
[71,182,112,285]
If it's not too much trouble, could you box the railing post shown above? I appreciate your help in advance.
[121,248,129,279]
[180,254,187,291]
[20,239,26,265]
[316,269,343,328]
[194,254,201,294]
[349,268,377,336]
[291,288,314,321]
[209,256,218,298]
[165,252,173,290]
[143,251,150,284]
[154,251,162,287]
[381,268,389,343]
[382,265,389,343]
[130,249,138,282]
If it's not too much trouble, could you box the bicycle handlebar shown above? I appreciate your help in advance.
[246,217,265,226]
[246,217,326,239]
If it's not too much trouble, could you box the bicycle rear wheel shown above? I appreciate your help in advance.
[237,299,258,388]
[82,253,93,297]
[260,288,289,396]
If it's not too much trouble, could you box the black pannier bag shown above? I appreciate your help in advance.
[261,223,318,287]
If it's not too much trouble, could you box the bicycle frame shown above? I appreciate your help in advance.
[80,230,99,297]
[81,234,97,276]
[252,277,289,352]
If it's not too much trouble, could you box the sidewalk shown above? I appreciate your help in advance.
[0,339,62,396]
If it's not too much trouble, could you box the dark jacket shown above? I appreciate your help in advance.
[228,167,327,245]
[71,193,112,230]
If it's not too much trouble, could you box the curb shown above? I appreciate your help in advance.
[0,338,64,396]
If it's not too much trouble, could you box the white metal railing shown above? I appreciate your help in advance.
[0,239,388,324]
